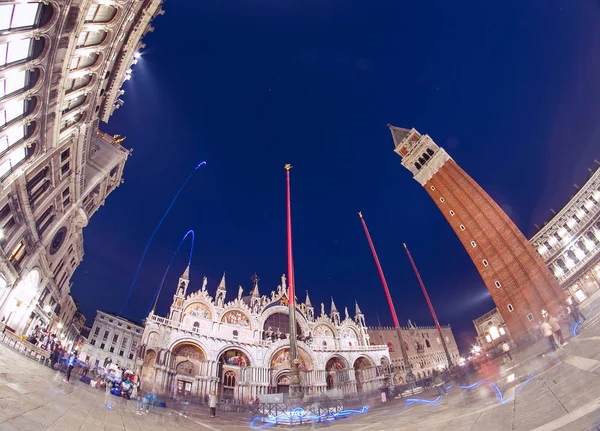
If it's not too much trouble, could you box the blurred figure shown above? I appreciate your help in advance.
[541,317,557,351]
[209,391,218,418]
[433,371,446,396]
[549,314,565,345]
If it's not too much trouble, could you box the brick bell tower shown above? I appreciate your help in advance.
[388,125,565,343]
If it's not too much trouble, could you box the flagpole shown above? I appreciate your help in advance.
[285,164,302,401]
[403,243,453,366]
[358,212,415,383]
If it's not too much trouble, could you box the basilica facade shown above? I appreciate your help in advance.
[135,269,390,401]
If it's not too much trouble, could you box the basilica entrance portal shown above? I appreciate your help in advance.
[354,356,373,393]
[276,374,290,394]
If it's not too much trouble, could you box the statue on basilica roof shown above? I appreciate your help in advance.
[238,285,243,300]
[201,276,207,291]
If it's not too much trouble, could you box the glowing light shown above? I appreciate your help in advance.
[249,406,369,429]
[43,305,51,313]
[404,396,442,409]
[57,323,63,329]
[134,52,141,59]
[572,321,580,337]
[489,326,500,340]
[147,229,195,316]
[499,327,506,335]
[120,161,207,314]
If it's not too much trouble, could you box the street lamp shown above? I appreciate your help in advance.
[57,323,63,329]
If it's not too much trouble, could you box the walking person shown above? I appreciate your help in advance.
[502,342,512,361]
[209,391,218,418]
[568,298,586,323]
[541,317,558,352]
[549,314,565,345]
[64,352,75,383]
[433,371,446,396]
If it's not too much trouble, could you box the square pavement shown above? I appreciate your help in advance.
[1,311,600,431]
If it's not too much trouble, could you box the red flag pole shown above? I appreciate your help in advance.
[285,165,295,306]
[285,164,302,400]
[358,212,414,382]
[403,243,453,366]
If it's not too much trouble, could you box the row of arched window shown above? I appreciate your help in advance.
[0,1,123,181]
[413,148,435,170]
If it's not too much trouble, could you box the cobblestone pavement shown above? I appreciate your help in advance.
[0,310,599,431]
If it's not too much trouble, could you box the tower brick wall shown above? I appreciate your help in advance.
[389,126,565,343]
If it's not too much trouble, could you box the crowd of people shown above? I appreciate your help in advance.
[540,296,587,351]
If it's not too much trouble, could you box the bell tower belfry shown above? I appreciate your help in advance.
[388,125,565,343]
[169,265,190,322]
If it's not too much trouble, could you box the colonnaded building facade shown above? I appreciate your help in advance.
[136,269,391,401]
[0,0,164,336]
[530,163,600,310]
[475,163,600,351]
[367,322,460,383]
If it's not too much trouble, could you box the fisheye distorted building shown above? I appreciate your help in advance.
[0,0,164,336]
[389,126,565,343]
[136,270,391,401]
[367,322,459,383]
[530,163,600,309]
[80,310,143,370]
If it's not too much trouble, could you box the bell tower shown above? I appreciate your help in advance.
[169,265,190,322]
[389,125,565,343]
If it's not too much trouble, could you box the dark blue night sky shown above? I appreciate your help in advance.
[71,0,600,352]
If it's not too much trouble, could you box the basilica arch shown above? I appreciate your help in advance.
[170,342,207,398]
[353,356,376,393]
[325,355,350,390]
[140,349,157,391]
[217,347,252,399]
[260,305,310,339]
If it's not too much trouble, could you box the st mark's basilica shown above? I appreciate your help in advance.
[135,268,391,401]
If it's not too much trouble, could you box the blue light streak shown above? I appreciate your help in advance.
[459,379,487,389]
[249,406,369,429]
[146,229,195,316]
[120,161,206,314]
[572,321,580,337]
[404,396,441,409]
[490,373,534,405]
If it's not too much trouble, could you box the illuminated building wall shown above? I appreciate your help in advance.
[0,0,164,335]
[80,310,142,370]
[136,271,390,401]
[367,323,460,383]
[472,307,512,354]
[530,164,600,310]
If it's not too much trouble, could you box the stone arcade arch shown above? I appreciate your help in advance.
[140,349,156,391]
[269,346,313,394]
[170,343,206,399]
[217,348,251,400]
[353,356,377,394]
[325,355,351,391]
